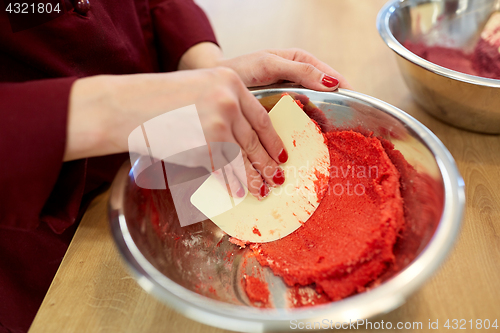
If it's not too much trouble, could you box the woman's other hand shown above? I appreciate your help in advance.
[219,48,352,90]
[179,43,351,90]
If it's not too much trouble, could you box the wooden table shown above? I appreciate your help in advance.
[29,1,500,332]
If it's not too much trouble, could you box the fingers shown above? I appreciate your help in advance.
[236,85,288,166]
[268,48,353,90]
[243,150,270,199]
[232,116,279,183]
[219,130,270,200]
[217,69,287,199]
[263,55,340,91]
[206,118,265,199]
[199,67,288,200]
[222,149,247,199]
[234,83,289,194]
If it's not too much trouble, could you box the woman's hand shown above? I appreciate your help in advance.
[178,42,351,89]
[195,67,287,199]
[218,48,352,90]
[66,68,286,199]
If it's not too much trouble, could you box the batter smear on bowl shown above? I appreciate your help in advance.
[243,274,270,308]
[249,130,405,302]
[402,16,500,80]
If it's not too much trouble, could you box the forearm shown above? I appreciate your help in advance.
[64,71,206,161]
[177,42,224,70]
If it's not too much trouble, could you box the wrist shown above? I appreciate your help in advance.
[65,75,114,161]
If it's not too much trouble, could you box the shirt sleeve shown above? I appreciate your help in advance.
[149,0,218,72]
[0,77,77,232]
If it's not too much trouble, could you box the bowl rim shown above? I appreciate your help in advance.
[109,87,465,332]
[377,0,500,88]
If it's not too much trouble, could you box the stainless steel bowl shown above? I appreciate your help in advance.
[109,87,465,332]
[377,0,500,133]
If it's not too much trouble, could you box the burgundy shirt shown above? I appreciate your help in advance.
[0,1,217,331]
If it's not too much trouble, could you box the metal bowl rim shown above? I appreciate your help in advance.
[376,0,500,88]
[108,87,465,332]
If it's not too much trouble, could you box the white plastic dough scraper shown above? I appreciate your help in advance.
[190,95,330,243]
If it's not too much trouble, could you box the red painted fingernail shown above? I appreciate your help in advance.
[236,186,245,198]
[260,183,270,198]
[278,148,288,164]
[321,75,339,88]
[273,167,285,185]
